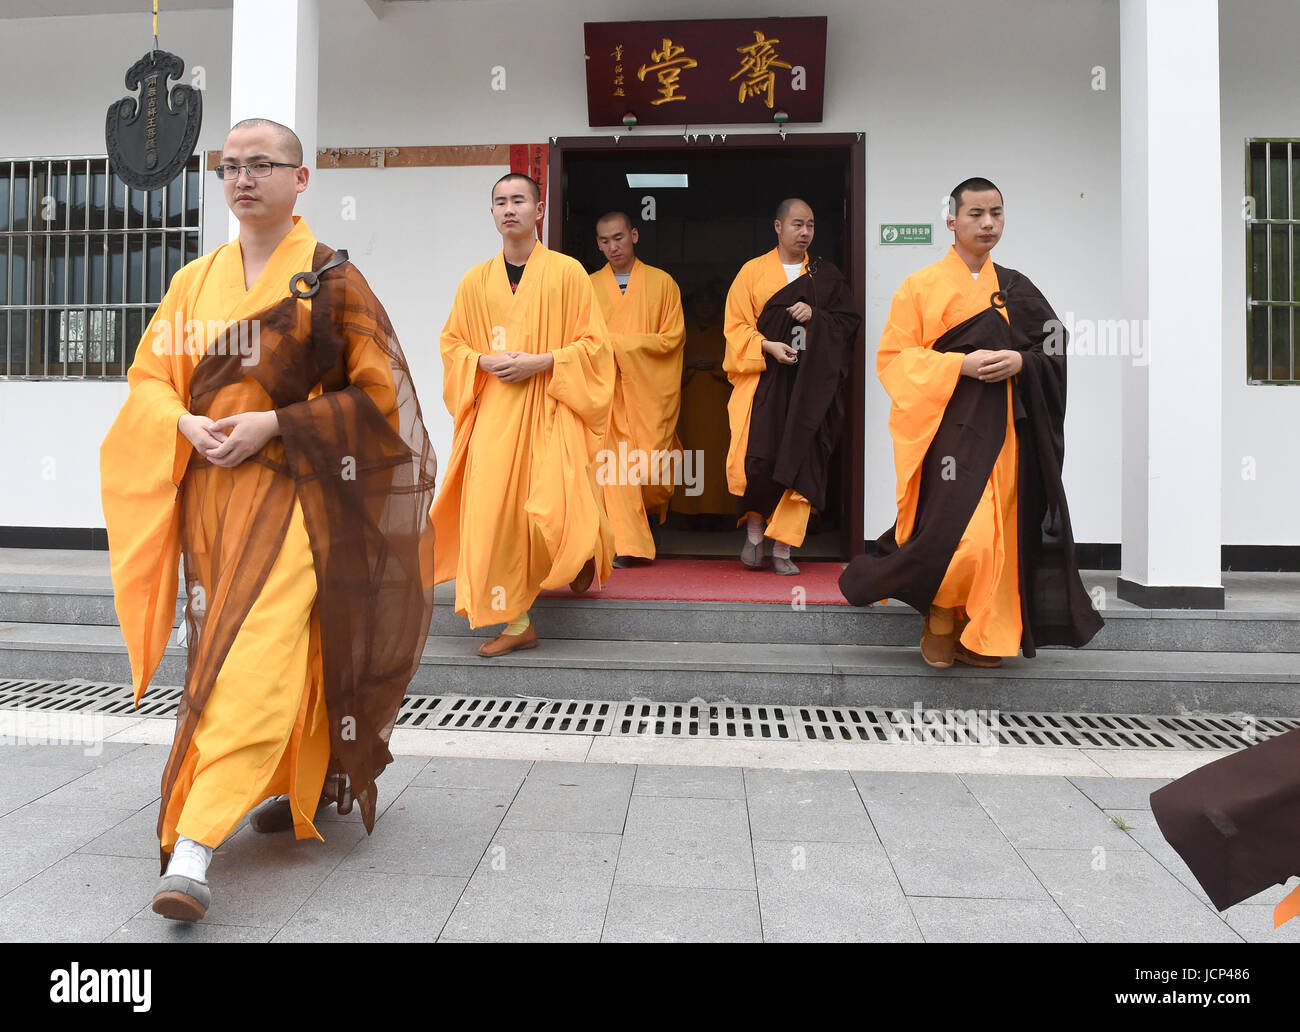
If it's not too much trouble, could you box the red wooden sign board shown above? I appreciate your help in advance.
[583,17,827,127]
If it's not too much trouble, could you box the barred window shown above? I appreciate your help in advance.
[0,154,203,379]
[1246,139,1300,384]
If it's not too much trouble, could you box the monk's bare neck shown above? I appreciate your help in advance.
[239,217,295,290]
[609,255,635,276]
[954,241,992,276]
[776,245,806,265]
[503,236,538,266]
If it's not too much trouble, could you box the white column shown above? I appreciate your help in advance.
[226,0,319,241]
[1117,0,1224,608]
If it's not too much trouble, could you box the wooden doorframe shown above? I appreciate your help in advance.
[547,132,868,559]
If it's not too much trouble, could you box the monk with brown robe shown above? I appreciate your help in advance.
[839,178,1101,665]
[100,119,437,921]
[724,198,860,575]
[431,173,615,656]
[590,212,685,566]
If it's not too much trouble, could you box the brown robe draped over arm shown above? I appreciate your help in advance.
[739,257,861,517]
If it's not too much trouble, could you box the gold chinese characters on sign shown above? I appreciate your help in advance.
[637,38,699,105]
[583,18,826,127]
[611,43,625,98]
[730,29,791,109]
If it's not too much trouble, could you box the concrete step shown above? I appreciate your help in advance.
[3,620,1298,716]
[0,582,1295,653]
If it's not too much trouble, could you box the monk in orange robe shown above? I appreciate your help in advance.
[724,198,816,575]
[674,283,733,517]
[431,173,615,657]
[839,178,1101,666]
[99,119,436,921]
[590,212,685,565]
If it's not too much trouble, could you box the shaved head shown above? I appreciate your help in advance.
[597,211,634,233]
[949,177,1002,216]
[492,172,541,203]
[775,197,813,222]
[228,118,303,166]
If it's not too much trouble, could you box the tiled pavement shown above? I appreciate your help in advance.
[1,740,1296,943]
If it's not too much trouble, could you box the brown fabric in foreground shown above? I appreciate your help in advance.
[158,244,437,869]
[1150,728,1300,912]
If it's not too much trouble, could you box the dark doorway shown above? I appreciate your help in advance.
[549,134,865,560]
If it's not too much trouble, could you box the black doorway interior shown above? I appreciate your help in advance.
[559,144,852,560]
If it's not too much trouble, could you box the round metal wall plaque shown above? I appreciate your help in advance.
[105,49,203,191]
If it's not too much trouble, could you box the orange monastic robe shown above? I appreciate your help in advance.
[723,247,812,546]
[591,259,685,559]
[431,244,615,627]
[879,246,1022,656]
[100,217,340,852]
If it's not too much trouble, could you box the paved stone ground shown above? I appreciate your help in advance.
[1,739,1296,943]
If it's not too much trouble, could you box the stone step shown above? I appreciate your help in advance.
[2,620,1298,716]
[0,582,1295,653]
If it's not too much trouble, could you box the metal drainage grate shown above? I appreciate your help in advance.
[613,702,797,740]
[797,706,895,743]
[2,680,1299,751]
[0,678,181,718]
[425,696,613,735]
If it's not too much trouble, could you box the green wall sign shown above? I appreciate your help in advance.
[880,223,932,245]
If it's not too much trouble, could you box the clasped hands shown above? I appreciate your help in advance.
[178,410,279,467]
[478,351,551,383]
[762,301,814,365]
[961,349,1023,382]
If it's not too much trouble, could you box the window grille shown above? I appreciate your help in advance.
[0,154,203,379]
[1246,139,1300,384]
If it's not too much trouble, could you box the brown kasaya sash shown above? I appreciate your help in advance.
[838,267,1101,656]
[158,244,437,870]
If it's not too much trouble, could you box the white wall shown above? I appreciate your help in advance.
[1218,0,1300,545]
[2,0,1292,546]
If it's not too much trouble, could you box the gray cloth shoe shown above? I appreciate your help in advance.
[740,538,765,568]
[771,555,800,576]
[152,874,211,922]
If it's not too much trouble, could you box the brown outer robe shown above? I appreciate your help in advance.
[1150,728,1300,926]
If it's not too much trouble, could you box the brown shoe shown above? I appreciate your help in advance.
[954,642,1003,668]
[569,558,596,593]
[477,623,539,658]
[920,605,958,668]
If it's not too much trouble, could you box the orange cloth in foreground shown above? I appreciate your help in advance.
[723,248,812,546]
[431,244,615,626]
[100,217,332,851]
[591,259,685,558]
[878,246,1021,656]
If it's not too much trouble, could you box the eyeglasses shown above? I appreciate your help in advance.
[212,161,299,181]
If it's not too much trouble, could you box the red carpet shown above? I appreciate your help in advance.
[539,558,850,604]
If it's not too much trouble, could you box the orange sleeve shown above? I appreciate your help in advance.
[546,262,615,436]
[722,262,767,378]
[877,280,964,543]
[439,273,489,425]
